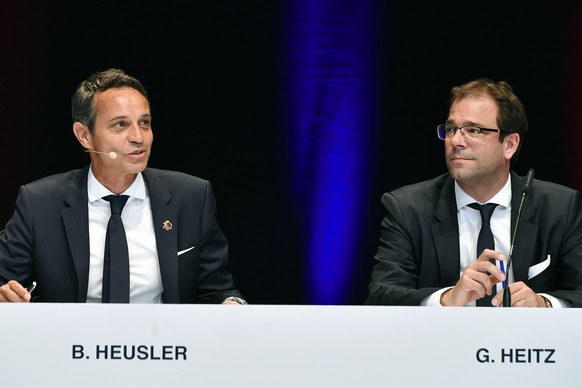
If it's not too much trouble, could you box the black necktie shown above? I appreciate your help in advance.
[468,202,498,307]
[102,195,130,303]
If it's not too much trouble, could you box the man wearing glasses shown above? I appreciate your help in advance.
[366,78,582,307]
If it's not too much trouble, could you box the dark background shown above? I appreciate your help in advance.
[1,1,581,304]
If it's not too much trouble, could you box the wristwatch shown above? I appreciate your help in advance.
[541,295,553,308]
[223,296,248,305]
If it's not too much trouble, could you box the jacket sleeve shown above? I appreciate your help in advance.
[365,192,440,305]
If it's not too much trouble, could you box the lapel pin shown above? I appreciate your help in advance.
[162,220,173,231]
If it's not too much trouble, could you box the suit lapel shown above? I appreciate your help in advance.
[62,166,90,302]
[431,172,538,285]
[432,177,462,284]
[142,169,180,302]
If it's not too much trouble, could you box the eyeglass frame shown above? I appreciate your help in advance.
[436,124,504,140]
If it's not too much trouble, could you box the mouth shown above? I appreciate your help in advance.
[126,149,148,159]
[448,155,474,166]
[127,149,147,156]
[449,151,473,161]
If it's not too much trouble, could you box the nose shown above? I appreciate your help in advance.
[449,128,467,147]
[127,123,145,144]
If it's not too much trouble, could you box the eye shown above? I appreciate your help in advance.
[465,126,482,135]
[444,125,456,133]
[113,120,129,129]
[139,118,151,128]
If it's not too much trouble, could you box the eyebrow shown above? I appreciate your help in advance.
[106,115,128,123]
[105,113,151,124]
[445,120,482,126]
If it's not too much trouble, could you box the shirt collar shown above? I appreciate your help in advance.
[87,166,147,203]
[455,174,512,210]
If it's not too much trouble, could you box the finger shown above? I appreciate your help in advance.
[492,286,509,307]
[461,271,491,299]
[492,282,532,307]
[448,279,486,305]
[476,249,506,263]
[489,266,506,283]
[0,288,27,302]
[506,284,537,307]
[471,260,506,285]
[4,281,30,302]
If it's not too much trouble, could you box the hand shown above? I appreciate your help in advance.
[0,280,32,303]
[492,281,547,307]
[441,249,506,306]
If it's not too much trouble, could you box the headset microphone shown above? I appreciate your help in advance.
[84,149,118,160]
[502,169,534,307]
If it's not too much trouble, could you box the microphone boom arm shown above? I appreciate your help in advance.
[503,169,534,307]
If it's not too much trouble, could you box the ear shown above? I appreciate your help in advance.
[73,122,92,150]
[503,132,520,160]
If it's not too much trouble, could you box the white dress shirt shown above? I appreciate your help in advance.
[456,176,513,295]
[423,174,563,307]
[85,167,163,303]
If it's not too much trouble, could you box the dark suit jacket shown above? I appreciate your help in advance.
[366,171,582,307]
[0,165,243,303]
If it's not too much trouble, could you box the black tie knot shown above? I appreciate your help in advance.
[104,195,129,215]
[468,202,497,224]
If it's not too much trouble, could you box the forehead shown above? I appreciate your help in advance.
[93,87,150,117]
[449,95,498,125]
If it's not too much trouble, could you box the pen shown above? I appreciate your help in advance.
[26,281,37,294]
[500,262,507,288]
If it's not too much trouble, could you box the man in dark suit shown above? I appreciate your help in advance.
[0,68,246,304]
[366,78,582,307]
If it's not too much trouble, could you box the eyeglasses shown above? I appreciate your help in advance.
[437,124,502,140]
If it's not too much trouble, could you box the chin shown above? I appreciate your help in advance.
[126,161,148,174]
[448,166,472,181]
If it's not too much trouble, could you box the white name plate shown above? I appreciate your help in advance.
[0,304,578,387]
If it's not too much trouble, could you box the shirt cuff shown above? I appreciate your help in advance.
[421,287,453,307]
[539,293,567,308]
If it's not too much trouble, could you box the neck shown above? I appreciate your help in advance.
[458,173,510,204]
[92,171,137,195]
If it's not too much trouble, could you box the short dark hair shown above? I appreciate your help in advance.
[450,78,528,162]
[71,68,149,133]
